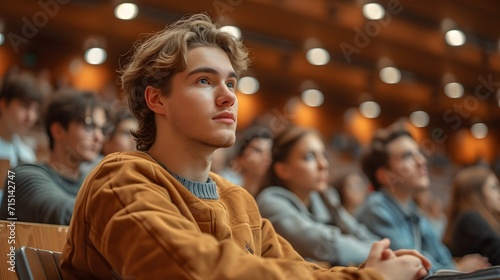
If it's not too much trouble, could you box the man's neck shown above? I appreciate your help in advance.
[148,138,212,183]
[384,186,413,205]
[0,121,15,142]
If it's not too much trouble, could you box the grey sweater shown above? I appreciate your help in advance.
[256,186,379,266]
[0,163,85,225]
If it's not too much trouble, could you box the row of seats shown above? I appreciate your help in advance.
[0,220,67,280]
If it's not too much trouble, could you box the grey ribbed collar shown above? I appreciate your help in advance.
[145,152,219,200]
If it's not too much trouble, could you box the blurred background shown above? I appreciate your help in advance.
[1,0,500,170]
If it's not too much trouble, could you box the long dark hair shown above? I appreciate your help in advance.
[443,166,500,246]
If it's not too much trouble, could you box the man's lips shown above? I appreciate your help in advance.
[213,111,235,123]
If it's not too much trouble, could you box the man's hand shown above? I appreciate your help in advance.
[364,238,431,280]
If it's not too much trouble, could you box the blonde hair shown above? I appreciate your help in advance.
[120,13,249,151]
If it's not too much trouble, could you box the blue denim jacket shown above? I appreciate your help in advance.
[356,190,455,273]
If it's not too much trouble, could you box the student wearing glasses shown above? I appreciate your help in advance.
[0,89,109,225]
[356,121,490,273]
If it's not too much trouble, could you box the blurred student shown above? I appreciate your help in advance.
[257,125,383,266]
[333,171,370,216]
[0,73,43,166]
[414,188,447,238]
[61,14,430,280]
[220,126,272,196]
[356,122,490,273]
[101,107,137,155]
[0,90,109,225]
[443,165,500,265]
[0,73,44,194]
[80,106,137,174]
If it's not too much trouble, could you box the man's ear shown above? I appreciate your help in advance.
[144,86,166,114]
[50,122,65,143]
[274,162,290,181]
[375,167,397,191]
[0,99,7,111]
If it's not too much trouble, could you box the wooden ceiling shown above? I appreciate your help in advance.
[2,0,500,132]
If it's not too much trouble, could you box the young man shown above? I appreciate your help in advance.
[80,106,138,175]
[61,14,430,280]
[0,73,44,200]
[219,125,272,196]
[356,121,490,274]
[0,90,108,225]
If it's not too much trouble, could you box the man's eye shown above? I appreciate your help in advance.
[304,152,315,161]
[227,81,235,89]
[84,123,95,132]
[199,78,209,84]
[402,152,413,159]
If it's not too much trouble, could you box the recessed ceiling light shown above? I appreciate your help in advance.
[362,3,385,20]
[114,3,138,20]
[379,67,401,84]
[220,26,241,40]
[306,48,330,65]
[471,123,488,139]
[237,76,259,94]
[409,111,429,128]
[359,101,381,118]
[445,29,466,46]
[301,89,324,107]
[84,47,107,65]
[444,82,464,98]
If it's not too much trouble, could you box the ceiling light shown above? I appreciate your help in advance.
[471,123,488,139]
[445,29,466,46]
[359,101,380,118]
[301,89,324,107]
[237,76,259,94]
[0,33,4,46]
[220,25,241,40]
[84,47,107,65]
[444,82,464,98]
[114,3,138,20]
[379,67,401,84]
[409,111,429,128]
[362,3,385,20]
[306,48,330,65]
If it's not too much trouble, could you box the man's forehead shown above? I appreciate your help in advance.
[184,47,235,73]
[386,135,418,154]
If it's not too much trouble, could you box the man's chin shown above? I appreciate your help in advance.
[80,152,100,163]
[417,180,430,189]
[212,132,236,148]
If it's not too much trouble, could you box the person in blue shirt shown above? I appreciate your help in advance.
[356,120,490,274]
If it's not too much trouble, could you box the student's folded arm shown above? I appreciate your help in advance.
[257,191,374,266]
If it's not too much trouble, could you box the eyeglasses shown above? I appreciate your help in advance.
[82,116,113,135]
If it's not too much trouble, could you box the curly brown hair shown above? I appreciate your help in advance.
[120,13,249,151]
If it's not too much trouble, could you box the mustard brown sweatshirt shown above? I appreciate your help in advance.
[61,151,383,280]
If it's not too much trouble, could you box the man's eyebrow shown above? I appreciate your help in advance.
[187,67,238,79]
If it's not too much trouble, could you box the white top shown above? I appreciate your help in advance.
[0,134,37,168]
